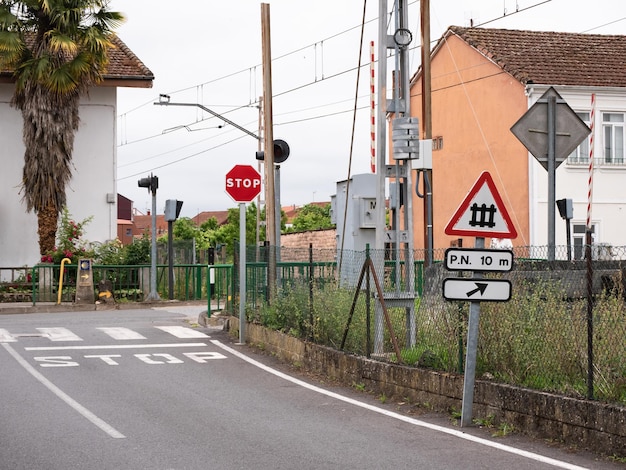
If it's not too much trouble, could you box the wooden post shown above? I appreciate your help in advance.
[261,3,276,298]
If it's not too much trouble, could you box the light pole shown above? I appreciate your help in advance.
[138,174,160,301]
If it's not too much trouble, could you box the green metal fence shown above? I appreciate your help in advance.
[3,243,626,405]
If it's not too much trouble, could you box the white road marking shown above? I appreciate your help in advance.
[183,351,227,363]
[0,328,16,343]
[24,342,208,351]
[155,326,210,339]
[85,355,122,366]
[37,327,82,342]
[97,327,146,340]
[34,356,80,367]
[211,340,589,470]
[134,353,184,365]
[2,343,125,439]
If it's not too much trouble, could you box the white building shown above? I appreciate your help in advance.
[0,37,153,267]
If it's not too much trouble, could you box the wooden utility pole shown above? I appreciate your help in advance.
[420,0,433,266]
[256,96,263,259]
[261,3,276,294]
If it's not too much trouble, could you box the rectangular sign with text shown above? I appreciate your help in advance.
[444,248,514,272]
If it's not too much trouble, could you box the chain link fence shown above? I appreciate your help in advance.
[251,244,626,405]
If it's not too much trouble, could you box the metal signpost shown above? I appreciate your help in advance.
[225,165,262,344]
[510,87,590,260]
[444,172,517,427]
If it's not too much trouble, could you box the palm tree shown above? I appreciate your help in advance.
[0,0,124,257]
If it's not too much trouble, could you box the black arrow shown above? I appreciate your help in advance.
[466,282,488,297]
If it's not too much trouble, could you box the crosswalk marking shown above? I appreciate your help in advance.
[0,329,17,343]
[155,326,210,339]
[97,327,146,340]
[37,328,83,342]
[0,326,209,343]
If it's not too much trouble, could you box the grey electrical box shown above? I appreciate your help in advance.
[359,197,377,228]
[410,139,433,170]
[332,173,377,286]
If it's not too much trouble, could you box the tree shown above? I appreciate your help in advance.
[288,203,334,233]
[0,1,124,256]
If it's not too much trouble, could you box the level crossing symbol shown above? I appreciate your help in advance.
[444,172,517,239]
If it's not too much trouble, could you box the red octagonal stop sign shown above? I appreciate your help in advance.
[225,164,262,203]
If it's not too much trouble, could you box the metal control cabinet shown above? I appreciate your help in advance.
[331,173,377,286]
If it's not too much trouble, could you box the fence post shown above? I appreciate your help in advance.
[366,244,371,358]
[308,243,314,340]
[585,233,594,399]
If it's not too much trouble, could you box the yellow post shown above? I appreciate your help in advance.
[57,258,72,305]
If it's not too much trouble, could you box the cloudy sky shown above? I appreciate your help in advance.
[109,0,625,218]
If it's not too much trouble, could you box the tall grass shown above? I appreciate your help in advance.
[255,275,626,405]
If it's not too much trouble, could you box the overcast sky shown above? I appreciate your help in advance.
[109,0,626,218]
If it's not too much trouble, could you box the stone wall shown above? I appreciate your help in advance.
[228,319,626,458]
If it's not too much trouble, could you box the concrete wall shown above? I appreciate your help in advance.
[229,319,626,458]
[0,85,118,266]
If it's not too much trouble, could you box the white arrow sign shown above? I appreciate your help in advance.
[442,278,511,302]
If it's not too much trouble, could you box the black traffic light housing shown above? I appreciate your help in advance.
[138,174,158,192]
[556,198,573,220]
[256,139,290,164]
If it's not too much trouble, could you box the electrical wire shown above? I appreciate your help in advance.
[120,0,614,179]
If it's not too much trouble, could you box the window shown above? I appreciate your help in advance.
[567,112,590,164]
[572,223,595,260]
[603,113,624,164]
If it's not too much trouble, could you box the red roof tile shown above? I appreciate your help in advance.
[0,34,153,87]
[440,27,626,88]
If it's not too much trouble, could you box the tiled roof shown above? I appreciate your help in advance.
[105,35,154,84]
[0,34,153,87]
[191,211,230,227]
[443,26,626,88]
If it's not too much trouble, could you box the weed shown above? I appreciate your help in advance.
[473,414,495,428]
[492,422,515,437]
[352,382,366,392]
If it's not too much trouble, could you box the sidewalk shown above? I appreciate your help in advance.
[0,299,219,317]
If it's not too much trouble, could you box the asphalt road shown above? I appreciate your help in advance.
[0,306,622,470]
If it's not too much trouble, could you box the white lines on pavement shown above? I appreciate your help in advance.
[0,326,210,344]
[155,326,210,339]
[97,327,146,340]
[1,342,126,439]
[211,340,589,470]
[37,327,82,342]
[24,342,208,351]
[0,329,17,343]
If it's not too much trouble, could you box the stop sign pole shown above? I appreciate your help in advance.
[225,165,262,343]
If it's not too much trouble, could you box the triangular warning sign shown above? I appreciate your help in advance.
[444,172,517,239]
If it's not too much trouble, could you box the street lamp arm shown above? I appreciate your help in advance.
[154,100,260,141]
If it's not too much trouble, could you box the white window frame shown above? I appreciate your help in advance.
[602,112,625,164]
[567,111,591,165]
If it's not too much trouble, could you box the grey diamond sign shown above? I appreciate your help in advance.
[511,87,591,170]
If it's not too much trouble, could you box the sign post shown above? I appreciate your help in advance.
[510,87,590,260]
[225,165,262,344]
[444,171,517,427]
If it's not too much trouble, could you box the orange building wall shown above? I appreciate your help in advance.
[409,34,531,250]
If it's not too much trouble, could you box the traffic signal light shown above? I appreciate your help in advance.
[138,174,158,192]
[256,139,290,164]
[556,198,573,220]
[164,199,183,221]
